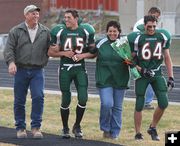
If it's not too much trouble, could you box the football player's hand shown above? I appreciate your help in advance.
[63,50,75,58]
[72,54,78,61]
[72,54,84,62]
[167,77,175,91]
[124,60,135,68]
[141,68,155,78]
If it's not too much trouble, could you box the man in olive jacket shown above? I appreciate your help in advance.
[3,5,50,139]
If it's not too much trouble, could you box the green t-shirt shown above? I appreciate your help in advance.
[95,37,130,89]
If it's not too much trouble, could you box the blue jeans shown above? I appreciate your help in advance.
[99,87,125,138]
[145,84,154,105]
[14,68,44,130]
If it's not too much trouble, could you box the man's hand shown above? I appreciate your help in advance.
[167,77,175,91]
[141,68,155,78]
[8,62,17,76]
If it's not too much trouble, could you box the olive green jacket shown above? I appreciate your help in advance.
[4,22,50,67]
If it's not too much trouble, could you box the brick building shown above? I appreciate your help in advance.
[0,0,44,33]
[0,0,118,33]
[1,0,180,35]
[48,0,118,12]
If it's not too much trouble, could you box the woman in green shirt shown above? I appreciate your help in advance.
[95,21,130,139]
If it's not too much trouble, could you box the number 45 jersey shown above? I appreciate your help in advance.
[50,23,95,64]
[127,29,171,76]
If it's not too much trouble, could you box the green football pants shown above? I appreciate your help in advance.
[59,65,88,108]
[135,76,168,111]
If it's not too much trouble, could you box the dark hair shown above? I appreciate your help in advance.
[144,15,157,25]
[65,9,79,18]
[148,7,161,15]
[106,21,121,33]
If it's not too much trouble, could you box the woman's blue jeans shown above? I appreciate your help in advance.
[14,68,44,130]
[99,87,125,138]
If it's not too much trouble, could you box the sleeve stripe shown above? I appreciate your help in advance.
[134,35,140,52]
[56,29,63,45]
[83,28,89,44]
[160,32,168,48]
[96,37,108,48]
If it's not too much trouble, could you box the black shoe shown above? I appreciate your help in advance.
[61,128,70,139]
[135,133,144,140]
[144,104,154,110]
[147,126,160,141]
[72,125,83,138]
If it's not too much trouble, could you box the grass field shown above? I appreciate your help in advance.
[0,89,180,146]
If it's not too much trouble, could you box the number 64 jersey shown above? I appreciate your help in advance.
[127,29,171,76]
[50,23,95,64]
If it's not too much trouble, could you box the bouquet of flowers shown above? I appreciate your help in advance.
[111,36,141,80]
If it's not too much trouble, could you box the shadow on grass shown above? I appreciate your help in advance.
[0,126,124,146]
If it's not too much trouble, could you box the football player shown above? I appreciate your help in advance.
[128,15,174,141]
[133,7,161,110]
[48,9,95,139]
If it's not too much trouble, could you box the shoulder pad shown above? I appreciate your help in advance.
[127,31,141,43]
[136,24,145,32]
[80,23,95,34]
[156,28,171,38]
[51,23,65,35]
